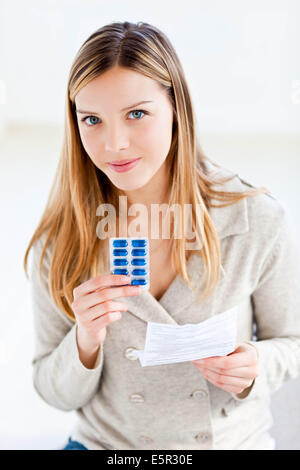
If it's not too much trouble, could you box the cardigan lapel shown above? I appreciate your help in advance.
[121,161,250,325]
[123,253,226,325]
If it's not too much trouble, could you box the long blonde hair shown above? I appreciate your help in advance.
[23,21,270,322]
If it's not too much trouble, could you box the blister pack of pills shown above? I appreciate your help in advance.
[109,237,150,290]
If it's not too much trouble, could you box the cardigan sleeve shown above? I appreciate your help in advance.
[30,238,104,411]
[233,207,300,402]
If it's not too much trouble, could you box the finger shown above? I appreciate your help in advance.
[83,300,128,322]
[73,284,140,312]
[194,364,258,380]
[73,274,131,300]
[85,294,128,313]
[199,368,253,391]
[97,284,141,303]
[91,310,122,328]
[192,352,252,370]
[75,284,131,311]
[91,309,122,324]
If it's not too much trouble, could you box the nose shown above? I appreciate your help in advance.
[104,124,130,153]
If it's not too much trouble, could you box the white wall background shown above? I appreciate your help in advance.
[0,0,299,450]
[1,0,300,133]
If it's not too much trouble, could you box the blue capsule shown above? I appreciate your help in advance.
[131,279,147,286]
[132,269,147,275]
[132,239,146,247]
[131,258,146,266]
[113,239,128,247]
[131,249,146,256]
[113,268,129,275]
[110,238,149,290]
[113,259,128,266]
[113,249,128,256]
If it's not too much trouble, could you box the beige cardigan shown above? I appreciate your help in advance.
[30,160,300,450]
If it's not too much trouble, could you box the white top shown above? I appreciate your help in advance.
[29,160,300,450]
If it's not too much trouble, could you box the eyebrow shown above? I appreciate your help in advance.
[76,100,154,114]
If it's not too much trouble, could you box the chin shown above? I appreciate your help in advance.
[115,180,148,192]
[111,173,151,192]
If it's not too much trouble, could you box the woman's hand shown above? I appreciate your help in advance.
[72,274,141,354]
[191,342,259,396]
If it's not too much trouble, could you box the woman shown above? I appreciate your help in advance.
[24,21,300,450]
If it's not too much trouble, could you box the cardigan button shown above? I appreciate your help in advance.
[191,389,207,400]
[195,432,211,443]
[124,347,139,360]
[221,407,228,417]
[130,393,145,403]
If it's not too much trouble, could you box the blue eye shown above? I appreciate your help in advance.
[82,116,100,126]
[81,109,147,127]
[128,110,146,120]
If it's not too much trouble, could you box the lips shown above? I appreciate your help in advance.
[109,158,140,166]
[107,157,142,173]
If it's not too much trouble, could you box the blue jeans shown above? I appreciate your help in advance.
[62,437,88,450]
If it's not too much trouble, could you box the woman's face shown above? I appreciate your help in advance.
[75,66,174,192]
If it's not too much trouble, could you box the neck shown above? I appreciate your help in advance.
[116,161,172,239]
[119,160,170,210]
